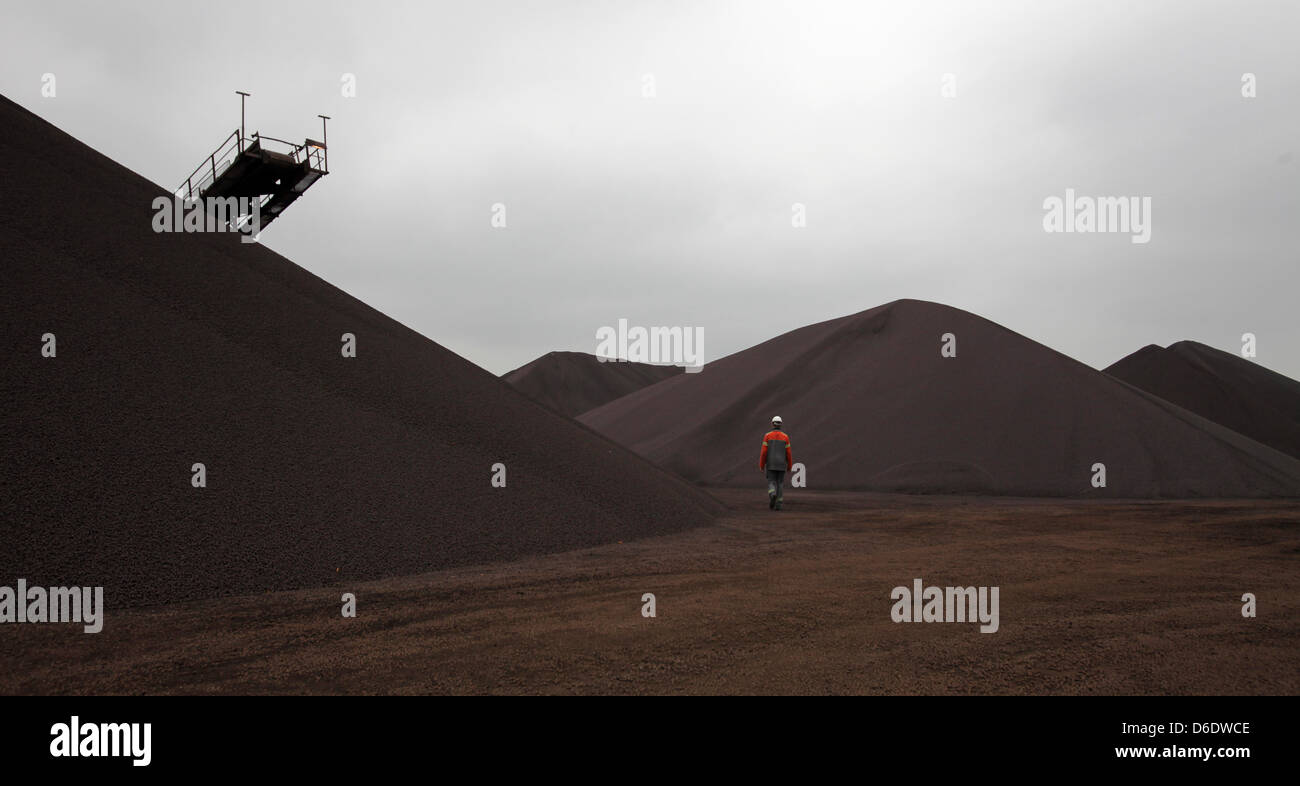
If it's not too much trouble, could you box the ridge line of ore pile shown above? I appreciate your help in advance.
[503,351,683,417]
[1105,340,1300,462]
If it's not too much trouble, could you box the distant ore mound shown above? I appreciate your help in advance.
[0,95,721,607]
[503,351,683,417]
[1105,340,1300,461]
[581,299,1300,497]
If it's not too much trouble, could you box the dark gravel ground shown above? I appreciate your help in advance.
[1,488,1296,695]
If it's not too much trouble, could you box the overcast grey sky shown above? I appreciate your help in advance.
[3,0,1297,378]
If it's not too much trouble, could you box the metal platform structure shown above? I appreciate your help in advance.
[177,93,329,230]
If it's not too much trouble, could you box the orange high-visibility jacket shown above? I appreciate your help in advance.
[759,430,792,471]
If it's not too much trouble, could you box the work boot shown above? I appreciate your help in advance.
[775,499,783,511]
[769,492,776,510]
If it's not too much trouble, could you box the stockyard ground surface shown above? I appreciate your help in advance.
[3,488,1297,695]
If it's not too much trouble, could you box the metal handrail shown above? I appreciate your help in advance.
[177,129,240,200]
[251,132,300,151]
[252,132,327,172]
[177,128,328,200]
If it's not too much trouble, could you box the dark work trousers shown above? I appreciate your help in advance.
[766,469,786,502]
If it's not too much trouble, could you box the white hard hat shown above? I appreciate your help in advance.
[771,415,783,425]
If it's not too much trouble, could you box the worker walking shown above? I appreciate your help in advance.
[759,415,792,510]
